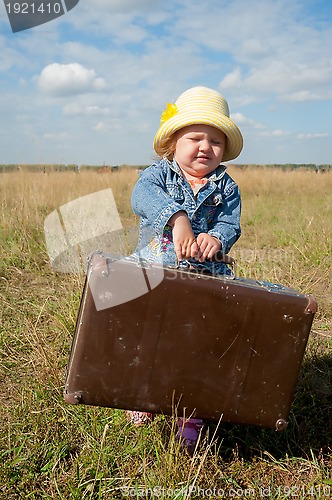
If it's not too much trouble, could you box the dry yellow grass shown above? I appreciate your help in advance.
[0,166,330,329]
[0,166,331,498]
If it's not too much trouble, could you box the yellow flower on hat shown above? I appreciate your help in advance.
[160,102,177,123]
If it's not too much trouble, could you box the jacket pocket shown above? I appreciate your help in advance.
[166,184,185,201]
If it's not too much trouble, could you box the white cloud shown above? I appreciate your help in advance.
[199,0,332,104]
[172,0,296,55]
[284,90,329,102]
[63,103,110,116]
[220,68,242,90]
[43,132,69,140]
[37,63,106,96]
[1,0,332,165]
[297,133,329,140]
[220,60,332,103]
[259,129,290,137]
[63,0,164,44]
[91,0,158,12]
[231,112,265,130]
[93,122,108,132]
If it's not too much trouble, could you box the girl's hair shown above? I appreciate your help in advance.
[154,133,177,160]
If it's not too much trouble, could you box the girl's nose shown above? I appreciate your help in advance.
[199,139,211,151]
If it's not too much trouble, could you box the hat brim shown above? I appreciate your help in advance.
[154,111,243,162]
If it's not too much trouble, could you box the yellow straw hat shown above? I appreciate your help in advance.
[154,86,243,162]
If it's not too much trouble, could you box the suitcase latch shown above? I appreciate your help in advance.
[89,251,112,278]
[275,419,288,431]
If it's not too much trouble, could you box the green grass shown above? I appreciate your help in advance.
[0,168,331,499]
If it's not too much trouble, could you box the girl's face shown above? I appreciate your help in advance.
[174,124,226,180]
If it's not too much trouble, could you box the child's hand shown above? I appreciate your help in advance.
[169,212,201,261]
[196,233,221,262]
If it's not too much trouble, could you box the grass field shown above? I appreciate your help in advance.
[0,166,331,499]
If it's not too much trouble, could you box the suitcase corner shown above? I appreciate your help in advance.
[63,389,83,405]
[304,294,318,315]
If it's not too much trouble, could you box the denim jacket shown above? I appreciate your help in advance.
[131,158,241,275]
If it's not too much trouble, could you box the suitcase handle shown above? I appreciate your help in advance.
[211,251,235,266]
[171,252,237,278]
[210,251,236,278]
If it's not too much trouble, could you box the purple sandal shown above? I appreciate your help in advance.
[176,417,204,454]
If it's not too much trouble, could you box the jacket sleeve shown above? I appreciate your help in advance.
[207,178,241,254]
[131,165,186,234]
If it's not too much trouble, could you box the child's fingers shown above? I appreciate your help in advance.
[174,239,197,260]
[174,241,184,261]
[196,233,221,261]
[196,238,211,261]
[204,246,217,260]
[190,240,201,260]
[180,240,199,260]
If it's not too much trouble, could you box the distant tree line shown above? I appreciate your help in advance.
[0,163,331,173]
[232,163,331,172]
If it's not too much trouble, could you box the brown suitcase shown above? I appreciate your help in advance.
[64,251,317,430]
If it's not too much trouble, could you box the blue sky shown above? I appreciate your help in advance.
[1,0,331,166]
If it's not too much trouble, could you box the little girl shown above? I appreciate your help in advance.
[128,86,243,452]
